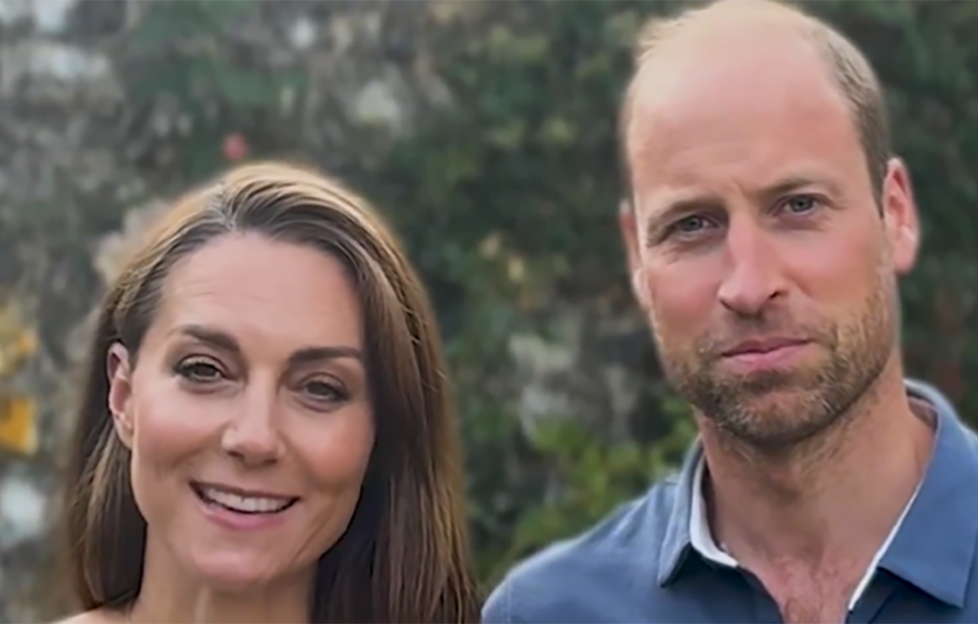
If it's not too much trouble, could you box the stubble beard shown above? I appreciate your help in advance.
[654,274,898,455]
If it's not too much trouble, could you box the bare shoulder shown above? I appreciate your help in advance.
[51,609,121,624]
[51,612,99,624]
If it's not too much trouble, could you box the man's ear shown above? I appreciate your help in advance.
[107,343,135,449]
[618,199,650,310]
[881,157,920,275]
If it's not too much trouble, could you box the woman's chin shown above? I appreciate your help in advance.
[182,550,300,593]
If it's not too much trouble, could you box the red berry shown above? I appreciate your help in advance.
[223,133,249,162]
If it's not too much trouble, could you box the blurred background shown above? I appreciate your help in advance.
[0,0,976,620]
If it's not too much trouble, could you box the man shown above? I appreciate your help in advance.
[482,1,978,623]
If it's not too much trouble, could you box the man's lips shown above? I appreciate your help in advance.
[720,337,811,358]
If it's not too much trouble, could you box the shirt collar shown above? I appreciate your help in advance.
[876,379,978,607]
[688,458,737,567]
[687,440,921,610]
[657,378,978,608]
[657,440,701,586]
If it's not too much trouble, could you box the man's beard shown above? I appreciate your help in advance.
[654,275,897,453]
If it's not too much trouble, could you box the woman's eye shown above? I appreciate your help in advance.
[176,360,223,382]
[304,380,348,403]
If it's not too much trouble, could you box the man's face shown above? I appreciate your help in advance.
[620,25,920,451]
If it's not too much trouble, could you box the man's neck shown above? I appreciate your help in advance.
[699,365,935,566]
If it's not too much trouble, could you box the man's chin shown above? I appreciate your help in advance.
[715,363,826,394]
[701,387,843,449]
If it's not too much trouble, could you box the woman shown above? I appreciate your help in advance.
[60,162,481,623]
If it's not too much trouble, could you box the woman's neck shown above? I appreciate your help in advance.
[129,538,314,624]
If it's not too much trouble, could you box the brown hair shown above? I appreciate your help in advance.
[63,161,481,623]
[619,0,891,204]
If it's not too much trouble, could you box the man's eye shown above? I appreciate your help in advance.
[674,215,713,234]
[784,195,818,214]
[649,213,720,247]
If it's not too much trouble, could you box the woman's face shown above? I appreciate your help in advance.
[107,232,376,591]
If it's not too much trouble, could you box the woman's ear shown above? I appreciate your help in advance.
[107,343,135,448]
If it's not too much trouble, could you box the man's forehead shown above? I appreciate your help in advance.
[624,22,850,172]
[631,26,831,120]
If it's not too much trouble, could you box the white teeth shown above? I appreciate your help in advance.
[199,486,292,513]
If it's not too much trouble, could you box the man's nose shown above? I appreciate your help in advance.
[220,391,282,467]
[717,218,787,316]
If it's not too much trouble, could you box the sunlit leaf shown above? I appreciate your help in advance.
[0,395,37,457]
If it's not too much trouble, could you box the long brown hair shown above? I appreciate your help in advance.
[64,162,481,623]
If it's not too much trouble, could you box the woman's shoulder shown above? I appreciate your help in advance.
[51,608,124,624]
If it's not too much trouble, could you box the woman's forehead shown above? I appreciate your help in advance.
[148,234,364,354]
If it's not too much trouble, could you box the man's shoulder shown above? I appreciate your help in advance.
[959,414,978,447]
[481,476,682,623]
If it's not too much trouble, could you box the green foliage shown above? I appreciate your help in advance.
[367,1,684,584]
[480,404,695,585]
[121,0,309,184]
[122,0,978,593]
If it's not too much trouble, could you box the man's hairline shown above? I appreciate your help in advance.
[618,10,885,212]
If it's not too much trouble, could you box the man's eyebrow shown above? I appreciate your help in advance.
[763,175,836,197]
[171,324,363,365]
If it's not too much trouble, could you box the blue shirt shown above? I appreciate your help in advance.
[482,379,978,623]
